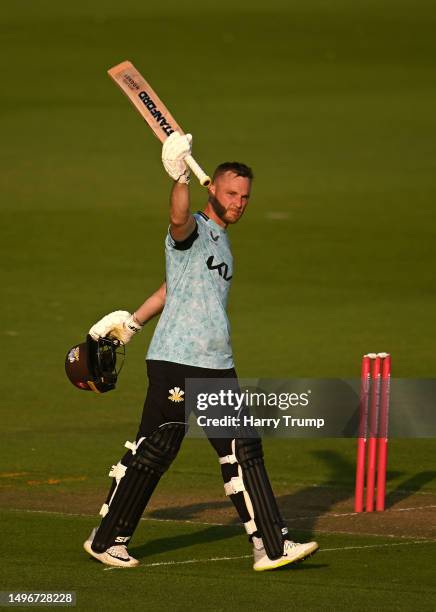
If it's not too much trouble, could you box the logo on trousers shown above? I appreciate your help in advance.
[168,387,184,402]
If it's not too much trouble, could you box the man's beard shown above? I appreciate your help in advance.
[208,193,242,224]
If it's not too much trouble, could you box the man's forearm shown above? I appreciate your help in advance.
[134,283,166,325]
[170,182,190,225]
[170,182,195,240]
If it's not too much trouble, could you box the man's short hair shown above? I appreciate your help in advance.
[213,162,254,182]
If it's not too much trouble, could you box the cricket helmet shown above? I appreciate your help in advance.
[65,335,125,393]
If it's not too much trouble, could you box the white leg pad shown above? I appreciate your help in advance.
[224,476,245,496]
[238,464,255,519]
[244,519,258,535]
[219,439,238,465]
[219,453,238,465]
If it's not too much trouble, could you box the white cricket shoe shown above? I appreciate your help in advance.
[83,528,139,568]
[253,537,319,571]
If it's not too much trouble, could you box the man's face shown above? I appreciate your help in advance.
[208,171,251,225]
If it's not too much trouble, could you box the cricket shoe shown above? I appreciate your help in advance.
[83,528,139,568]
[253,537,319,571]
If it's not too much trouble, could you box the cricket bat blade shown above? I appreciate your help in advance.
[108,61,211,187]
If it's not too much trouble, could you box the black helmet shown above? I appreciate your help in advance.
[65,335,125,393]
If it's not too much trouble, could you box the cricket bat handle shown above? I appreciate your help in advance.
[184,154,211,187]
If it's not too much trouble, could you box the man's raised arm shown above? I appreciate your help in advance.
[169,182,196,242]
[161,132,197,242]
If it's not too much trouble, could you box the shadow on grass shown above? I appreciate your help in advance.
[385,470,436,508]
[131,523,327,571]
[136,450,348,560]
[135,451,434,560]
[131,524,241,558]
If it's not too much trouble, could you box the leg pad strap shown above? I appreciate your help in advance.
[224,476,245,496]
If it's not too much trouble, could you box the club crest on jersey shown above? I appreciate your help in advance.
[68,347,80,363]
[168,387,184,402]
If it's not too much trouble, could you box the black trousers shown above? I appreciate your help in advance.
[138,359,238,453]
[112,360,251,529]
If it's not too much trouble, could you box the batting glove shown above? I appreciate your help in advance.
[89,311,143,345]
[162,131,192,183]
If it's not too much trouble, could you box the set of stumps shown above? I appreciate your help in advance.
[354,352,391,513]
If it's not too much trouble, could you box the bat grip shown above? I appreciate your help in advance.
[184,155,211,187]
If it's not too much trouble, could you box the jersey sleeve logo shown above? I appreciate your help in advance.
[206,256,233,281]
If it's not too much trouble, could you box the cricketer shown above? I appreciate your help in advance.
[82,132,319,570]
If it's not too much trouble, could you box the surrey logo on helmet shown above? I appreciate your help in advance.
[65,335,125,393]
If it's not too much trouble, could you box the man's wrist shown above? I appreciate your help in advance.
[133,313,145,327]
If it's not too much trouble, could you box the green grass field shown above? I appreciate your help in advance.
[3,509,435,611]
[1,1,436,610]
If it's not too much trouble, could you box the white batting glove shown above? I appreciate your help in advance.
[162,131,192,183]
[89,311,143,345]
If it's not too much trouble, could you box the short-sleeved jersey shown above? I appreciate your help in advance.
[146,211,234,369]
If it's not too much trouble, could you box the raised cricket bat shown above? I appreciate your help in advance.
[108,61,211,187]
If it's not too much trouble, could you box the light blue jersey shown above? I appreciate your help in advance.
[146,212,234,369]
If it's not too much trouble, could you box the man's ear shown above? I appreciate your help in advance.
[208,183,216,197]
